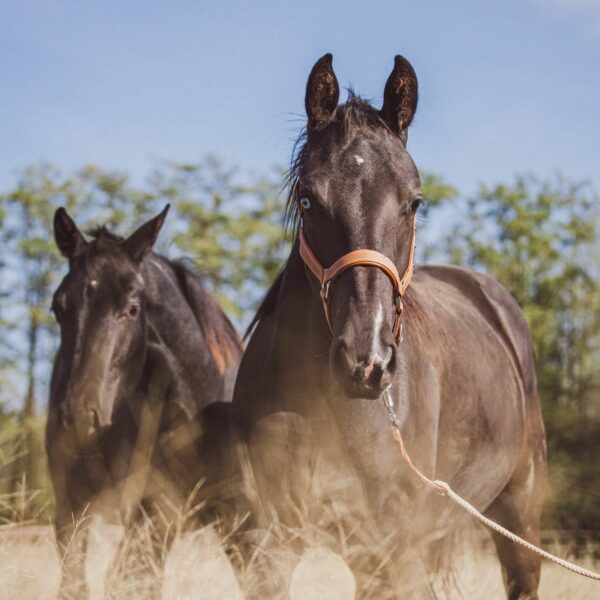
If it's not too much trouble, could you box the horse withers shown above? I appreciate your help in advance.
[232,54,547,599]
[46,206,242,598]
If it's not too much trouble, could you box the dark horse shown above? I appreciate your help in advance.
[232,55,547,599]
[47,206,242,599]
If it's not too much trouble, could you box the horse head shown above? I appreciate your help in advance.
[294,54,421,399]
[50,206,169,449]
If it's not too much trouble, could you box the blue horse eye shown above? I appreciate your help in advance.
[300,197,311,210]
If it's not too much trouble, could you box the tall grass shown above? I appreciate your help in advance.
[1,417,598,598]
[0,513,598,599]
[0,414,53,525]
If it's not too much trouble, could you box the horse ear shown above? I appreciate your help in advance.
[124,205,170,262]
[305,53,340,129]
[54,208,87,259]
[380,55,418,141]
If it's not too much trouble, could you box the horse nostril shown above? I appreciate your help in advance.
[363,364,374,379]
[351,364,365,382]
[379,346,394,369]
[332,337,396,397]
[355,347,396,387]
[363,358,380,379]
[352,361,383,384]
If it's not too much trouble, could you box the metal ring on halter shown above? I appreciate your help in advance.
[395,294,404,315]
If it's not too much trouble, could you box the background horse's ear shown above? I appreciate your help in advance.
[380,55,418,142]
[124,204,170,262]
[305,53,339,129]
[54,207,87,260]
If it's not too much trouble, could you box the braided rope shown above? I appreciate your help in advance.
[382,390,600,582]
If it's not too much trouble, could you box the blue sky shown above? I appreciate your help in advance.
[1,0,599,195]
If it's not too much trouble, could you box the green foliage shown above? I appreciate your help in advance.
[415,172,459,263]
[149,158,288,319]
[420,171,459,211]
[0,412,52,523]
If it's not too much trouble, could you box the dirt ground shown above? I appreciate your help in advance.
[0,523,597,599]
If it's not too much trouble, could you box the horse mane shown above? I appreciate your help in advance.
[169,259,242,363]
[249,91,390,338]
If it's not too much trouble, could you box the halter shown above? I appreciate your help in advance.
[296,197,416,341]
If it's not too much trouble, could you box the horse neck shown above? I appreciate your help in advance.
[266,244,338,396]
[141,257,231,394]
[274,243,326,332]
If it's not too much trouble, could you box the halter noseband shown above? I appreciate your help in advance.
[297,200,416,341]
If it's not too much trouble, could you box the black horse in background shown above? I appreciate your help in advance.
[46,206,242,599]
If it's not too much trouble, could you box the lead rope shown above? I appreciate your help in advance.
[382,388,600,581]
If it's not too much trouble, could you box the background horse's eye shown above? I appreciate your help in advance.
[127,303,139,318]
[300,197,311,210]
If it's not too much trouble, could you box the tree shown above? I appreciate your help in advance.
[415,172,459,263]
[149,157,288,322]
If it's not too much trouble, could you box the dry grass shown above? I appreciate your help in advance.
[2,434,597,598]
[0,519,598,599]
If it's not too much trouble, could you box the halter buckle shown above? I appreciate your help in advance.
[320,280,331,302]
[395,294,404,315]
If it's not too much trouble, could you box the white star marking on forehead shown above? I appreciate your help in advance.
[353,155,365,165]
[89,280,99,289]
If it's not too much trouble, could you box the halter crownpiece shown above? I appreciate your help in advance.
[297,199,416,340]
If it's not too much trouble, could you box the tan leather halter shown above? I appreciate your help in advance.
[297,204,416,341]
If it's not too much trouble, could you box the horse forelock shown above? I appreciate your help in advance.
[86,224,123,242]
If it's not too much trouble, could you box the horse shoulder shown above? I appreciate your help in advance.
[417,264,537,399]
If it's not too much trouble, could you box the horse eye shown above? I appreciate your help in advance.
[411,198,423,213]
[299,197,311,210]
[120,300,140,319]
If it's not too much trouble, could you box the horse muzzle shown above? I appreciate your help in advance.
[68,401,113,450]
[331,337,396,399]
